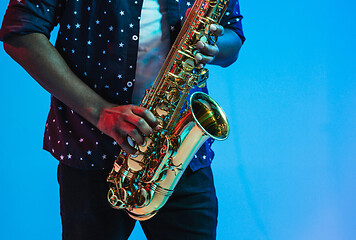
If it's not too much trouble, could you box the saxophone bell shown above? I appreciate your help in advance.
[122,92,229,221]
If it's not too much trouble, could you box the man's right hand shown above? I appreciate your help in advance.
[97,104,158,154]
[3,33,158,155]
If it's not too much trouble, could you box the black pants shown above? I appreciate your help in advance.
[57,163,218,240]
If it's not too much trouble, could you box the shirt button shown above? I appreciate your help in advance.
[132,35,138,41]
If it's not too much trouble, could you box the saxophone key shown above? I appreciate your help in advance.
[107,188,125,208]
[127,136,137,148]
[128,154,145,171]
[134,187,150,207]
[139,137,152,152]
[182,59,195,72]
[155,104,169,117]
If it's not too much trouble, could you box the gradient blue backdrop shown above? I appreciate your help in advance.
[0,1,355,239]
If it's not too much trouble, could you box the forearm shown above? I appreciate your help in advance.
[3,33,109,126]
[211,29,243,67]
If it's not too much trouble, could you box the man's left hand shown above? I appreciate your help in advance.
[195,24,225,68]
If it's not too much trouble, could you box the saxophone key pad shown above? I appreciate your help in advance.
[128,154,144,171]
[127,136,138,148]
[139,138,152,152]
[182,59,195,72]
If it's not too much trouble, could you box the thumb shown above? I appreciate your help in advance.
[185,8,192,18]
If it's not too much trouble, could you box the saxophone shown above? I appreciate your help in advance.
[107,0,230,221]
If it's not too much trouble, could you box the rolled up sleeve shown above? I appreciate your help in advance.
[0,0,64,41]
[220,0,245,43]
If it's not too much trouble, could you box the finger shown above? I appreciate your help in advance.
[120,140,138,155]
[111,130,137,155]
[131,106,158,129]
[209,24,224,37]
[127,128,144,146]
[196,41,219,57]
[195,52,214,65]
[122,112,153,137]
[185,8,192,17]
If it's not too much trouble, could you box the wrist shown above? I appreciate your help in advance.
[84,99,114,127]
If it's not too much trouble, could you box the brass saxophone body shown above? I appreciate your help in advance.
[107,0,230,221]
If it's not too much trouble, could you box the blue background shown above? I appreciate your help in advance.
[1,0,355,239]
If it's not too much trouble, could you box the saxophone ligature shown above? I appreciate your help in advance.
[107,0,230,220]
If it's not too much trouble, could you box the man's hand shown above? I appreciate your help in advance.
[97,105,158,154]
[184,6,242,68]
[195,24,225,68]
